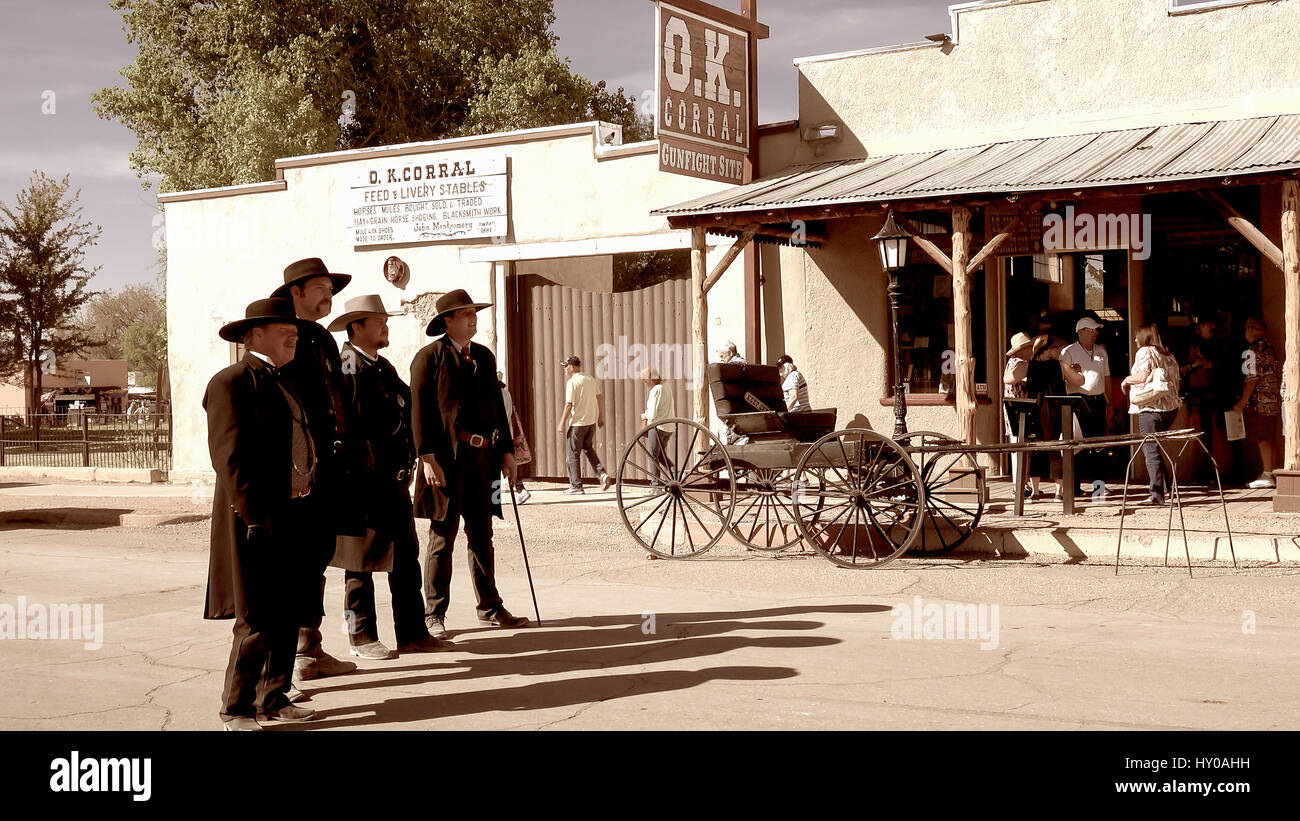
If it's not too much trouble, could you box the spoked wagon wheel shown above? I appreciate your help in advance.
[896,431,986,556]
[725,466,823,552]
[615,417,736,560]
[792,428,924,569]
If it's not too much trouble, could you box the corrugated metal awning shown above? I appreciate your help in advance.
[652,113,1300,220]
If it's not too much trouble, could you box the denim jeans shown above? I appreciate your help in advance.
[1138,410,1177,498]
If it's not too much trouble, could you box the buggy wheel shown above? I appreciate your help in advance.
[792,428,924,569]
[725,467,822,552]
[615,417,735,559]
[897,431,986,556]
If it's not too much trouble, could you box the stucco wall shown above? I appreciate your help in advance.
[794,0,1300,164]
[165,126,745,478]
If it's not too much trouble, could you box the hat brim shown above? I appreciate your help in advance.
[326,309,403,333]
[425,302,492,337]
[218,316,311,343]
[271,273,352,300]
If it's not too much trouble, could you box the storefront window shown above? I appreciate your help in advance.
[893,263,986,395]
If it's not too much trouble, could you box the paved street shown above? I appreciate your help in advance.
[1,484,1297,731]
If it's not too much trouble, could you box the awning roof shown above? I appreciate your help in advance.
[652,113,1300,221]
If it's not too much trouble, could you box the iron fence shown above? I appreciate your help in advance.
[0,407,172,470]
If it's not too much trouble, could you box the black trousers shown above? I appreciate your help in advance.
[344,490,429,646]
[221,611,297,717]
[1073,396,1108,485]
[221,497,315,717]
[423,447,505,621]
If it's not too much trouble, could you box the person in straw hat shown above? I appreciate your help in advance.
[327,294,451,660]
[203,298,320,730]
[272,257,360,682]
[410,289,528,639]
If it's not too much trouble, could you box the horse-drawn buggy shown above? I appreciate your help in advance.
[614,362,986,568]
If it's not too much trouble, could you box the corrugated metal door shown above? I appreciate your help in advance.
[515,274,692,481]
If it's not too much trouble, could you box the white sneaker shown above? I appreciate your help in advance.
[1248,473,1276,489]
[600,473,613,490]
[515,488,531,504]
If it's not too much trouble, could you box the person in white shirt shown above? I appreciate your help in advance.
[716,341,746,365]
[1059,316,1113,495]
[774,355,810,412]
[557,355,609,494]
[497,371,530,504]
[1121,324,1182,505]
[639,367,675,489]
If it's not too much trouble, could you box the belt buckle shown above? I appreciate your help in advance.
[469,433,485,448]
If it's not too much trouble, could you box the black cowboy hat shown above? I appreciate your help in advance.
[425,289,492,336]
[219,298,313,342]
[271,257,352,299]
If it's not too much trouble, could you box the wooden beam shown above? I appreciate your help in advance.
[893,214,954,274]
[703,225,758,293]
[968,214,1027,272]
[1198,190,1285,271]
[691,225,709,426]
[1282,180,1300,471]
[647,0,770,38]
[708,221,829,244]
[951,206,976,446]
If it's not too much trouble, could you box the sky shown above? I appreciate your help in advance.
[0,0,958,293]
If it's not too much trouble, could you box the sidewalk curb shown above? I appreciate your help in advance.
[0,467,166,484]
[0,510,209,527]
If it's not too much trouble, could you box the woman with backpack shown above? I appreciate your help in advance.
[1121,324,1183,505]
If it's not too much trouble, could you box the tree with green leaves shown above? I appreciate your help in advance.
[82,283,165,360]
[461,42,652,141]
[122,313,168,394]
[93,0,648,193]
[0,173,100,415]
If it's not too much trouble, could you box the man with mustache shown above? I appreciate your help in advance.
[273,258,360,682]
[410,290,528,638]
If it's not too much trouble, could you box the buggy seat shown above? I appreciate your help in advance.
[708,362,837,442]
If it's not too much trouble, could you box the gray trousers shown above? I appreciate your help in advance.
[566,424,604,487]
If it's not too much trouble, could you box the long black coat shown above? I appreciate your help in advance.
[328,342,416,572]
[279,319,365,537]
[203,353,297,620]
[410,336,513,522]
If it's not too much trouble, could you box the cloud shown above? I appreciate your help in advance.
[0,144,140,183]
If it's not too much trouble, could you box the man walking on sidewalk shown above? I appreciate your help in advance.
[557,355,609,494]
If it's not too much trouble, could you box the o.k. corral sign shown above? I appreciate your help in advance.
[348,150,507,246]
[655,2,752,184]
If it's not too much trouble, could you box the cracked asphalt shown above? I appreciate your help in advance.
[0,482,1297,730]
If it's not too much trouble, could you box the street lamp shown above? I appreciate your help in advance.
[872,210,912,436]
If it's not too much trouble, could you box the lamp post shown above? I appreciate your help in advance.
[872,210,912,437]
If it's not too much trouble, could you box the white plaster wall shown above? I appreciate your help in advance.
[795,0,1300,163]
[165,127,743,478]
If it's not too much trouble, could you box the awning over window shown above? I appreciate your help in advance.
[652,113,1300,221]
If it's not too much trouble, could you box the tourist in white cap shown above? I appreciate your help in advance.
[1060,316,1113,496]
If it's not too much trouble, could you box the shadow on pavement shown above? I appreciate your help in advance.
[304,603,887,728]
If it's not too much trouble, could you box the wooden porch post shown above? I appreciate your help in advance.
[951,206,976,445]
[691,224,709,425]
[1282,180,1299,471]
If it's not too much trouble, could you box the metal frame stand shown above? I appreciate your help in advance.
[1114,430,1235,577]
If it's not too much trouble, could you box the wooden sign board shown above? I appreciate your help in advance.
[655,1,751,184]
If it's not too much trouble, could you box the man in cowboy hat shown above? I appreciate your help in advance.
[327,294,449,659]
[410,289,528,638]
[204,298,319,730]
[273,257,360,681]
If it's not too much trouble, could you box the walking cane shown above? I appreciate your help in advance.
[507,483,542,626]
